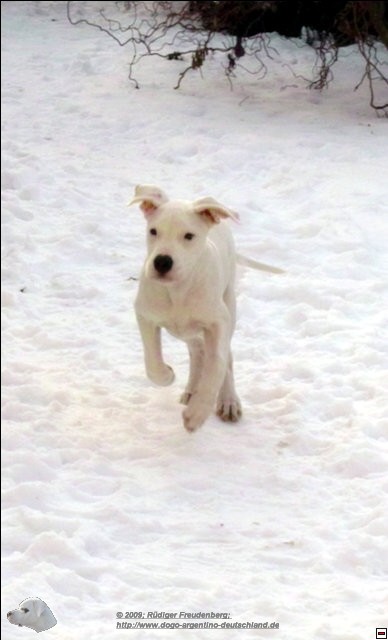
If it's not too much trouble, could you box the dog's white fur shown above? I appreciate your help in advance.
[131,185,283,432]
[131,184,243,432]
[7,597,57,633]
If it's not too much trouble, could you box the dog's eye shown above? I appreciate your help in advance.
[184,233,195,241]
[21,608,29,613]
[149,228,157,236]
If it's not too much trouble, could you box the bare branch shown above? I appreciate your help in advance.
[66,1,388,115]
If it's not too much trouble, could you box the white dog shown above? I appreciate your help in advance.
[131,185,282,432]
[7,597,57,633]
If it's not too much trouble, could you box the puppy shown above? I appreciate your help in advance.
[130,185,242,432]
[7,597,57,633]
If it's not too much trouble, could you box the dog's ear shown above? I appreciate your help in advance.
[30,599,45,618]
[128,185,169,217]
[193,197,239,225]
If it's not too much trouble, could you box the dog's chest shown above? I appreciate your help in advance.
[162,315,204,340]
[136,277,220,340]
[153,300,205,339]
[140,291,206,339]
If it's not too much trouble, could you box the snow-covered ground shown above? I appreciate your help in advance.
[2,2,388,638]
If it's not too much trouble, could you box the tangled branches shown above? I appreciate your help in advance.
[66,1,254,89]
[306,1,388,113]
[337,1,388,113]
[67,1,388,114]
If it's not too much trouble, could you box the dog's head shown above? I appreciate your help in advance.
[130,185,238,284]
[7,597,56,632]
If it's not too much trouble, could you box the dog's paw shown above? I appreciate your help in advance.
[216,396,242,423]
[182,401,211,433]
[147,364,175,387]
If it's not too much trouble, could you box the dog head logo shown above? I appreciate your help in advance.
[7,597,57,633]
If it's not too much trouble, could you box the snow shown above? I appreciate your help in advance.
[2,1,388,638]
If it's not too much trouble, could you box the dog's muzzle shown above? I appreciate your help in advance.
[154,254,173,275]
[7,612,21,626]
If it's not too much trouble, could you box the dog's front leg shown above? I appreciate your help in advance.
[183,323,229,432]
[136,313,175,386]
[180,337,205,406]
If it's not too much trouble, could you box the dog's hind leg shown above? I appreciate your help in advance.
[216,352,242,422]
[180,337,204,405]
[216,283,242,422]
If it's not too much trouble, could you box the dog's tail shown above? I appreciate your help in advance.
[236,254,285,275]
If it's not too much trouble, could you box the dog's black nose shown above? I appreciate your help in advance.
[7,612,12,618]
[154,254,173,275]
